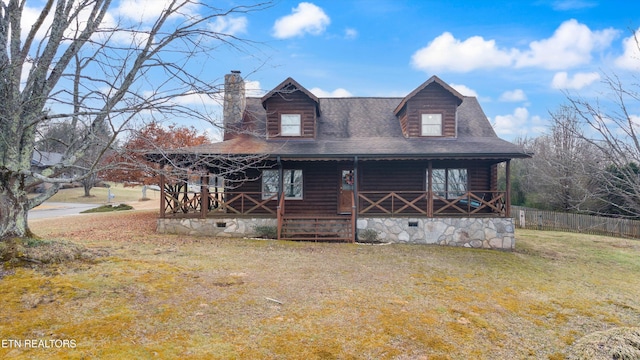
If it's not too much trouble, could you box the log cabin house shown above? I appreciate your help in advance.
[152,71,530,249]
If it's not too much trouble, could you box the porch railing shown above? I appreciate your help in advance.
[161,187,278,217]
[161,187,506,218]
[358,191,506,217]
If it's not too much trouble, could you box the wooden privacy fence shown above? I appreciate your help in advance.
[512,206,640,238]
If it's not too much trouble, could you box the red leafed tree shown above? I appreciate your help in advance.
[102,122,210,185]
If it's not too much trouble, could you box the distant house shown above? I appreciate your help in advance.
[30,151,64,192]
[150,71,530,249]
[31,151,63,170]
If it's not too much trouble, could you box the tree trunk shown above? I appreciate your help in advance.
[0,172,33,240]
[83,181,92,197]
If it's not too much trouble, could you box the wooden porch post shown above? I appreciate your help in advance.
[427,161,433,218]
[200,173,209,219]
[277,156,283,240]
[159,173,166,218]
[353,156,359,242]
[505,159,511,217]
[277,156,283,202]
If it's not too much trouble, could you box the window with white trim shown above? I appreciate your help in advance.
[421,113,442,136]
[431,168,467,198]
[262,170,279,199]
[262,169,303,200]
[281,114,301,136]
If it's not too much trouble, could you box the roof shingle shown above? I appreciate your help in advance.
[179,95,529,160]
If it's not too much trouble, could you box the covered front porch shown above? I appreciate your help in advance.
[156,158,515,247]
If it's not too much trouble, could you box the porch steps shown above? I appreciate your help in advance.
[280,216,353,242]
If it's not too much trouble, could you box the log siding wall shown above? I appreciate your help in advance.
[264,90,317,139]
[228,160,500,216]
[399,83,459,138]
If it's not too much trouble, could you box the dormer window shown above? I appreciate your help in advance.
[281,114,301,136]
[421,114,442,136]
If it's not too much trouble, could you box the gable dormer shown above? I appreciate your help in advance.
[261,77,320,139]
[394,76,464,138]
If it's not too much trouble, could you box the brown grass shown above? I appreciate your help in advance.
[34,183,159,204]
[567,327,640,359]
[1,211,639,359]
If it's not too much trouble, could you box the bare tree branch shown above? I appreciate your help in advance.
[0,0,273,239]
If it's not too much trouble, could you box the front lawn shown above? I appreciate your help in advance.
[2,211,639,359]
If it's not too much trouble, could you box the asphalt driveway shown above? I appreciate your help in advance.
[29,202,101,220]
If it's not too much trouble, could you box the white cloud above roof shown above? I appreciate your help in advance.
[450,84,478,97]
[411,19,618,73]
[272,2,330,39]
[614,28,640,70]
[515,19,617,69]
[245,80,265,97]
[499,89,527,102]
[411,32,514,72]
[551,71,600,89]
[492,107,544,137]
[310,87,353,97]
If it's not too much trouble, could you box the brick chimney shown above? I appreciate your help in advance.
[223,70,246,140]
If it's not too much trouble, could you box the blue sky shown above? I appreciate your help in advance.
[14,0,640,141]
[210,0,640,140]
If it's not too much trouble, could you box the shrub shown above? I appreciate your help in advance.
[81,204,133,213]
[253,225,277,239]
[358,228,381,243]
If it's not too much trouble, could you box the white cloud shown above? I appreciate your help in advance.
[551,71,600,89]
[19,5,52,41]
[631,114,640,128]
[614,28,640,70]
[516,19,617,70]
[310,87,353,97]
[450,84,478,97]
[411,32,514,72]
[499,89,527,102]
[344,28,358,40]
[209,16,248,36]
[244,80,264,96]
[272,2,330,39]
[115,0,196,22]
[173,91,222,106]
[492,107,544,137]
[411,19,617,73]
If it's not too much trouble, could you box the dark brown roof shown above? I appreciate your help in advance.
[177,96,529,160]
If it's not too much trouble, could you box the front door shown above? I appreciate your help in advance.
[339,169,354,214]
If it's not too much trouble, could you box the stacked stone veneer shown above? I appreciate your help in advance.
[157,218,276,237]
[157,216,515,250]
[357,217,515,249]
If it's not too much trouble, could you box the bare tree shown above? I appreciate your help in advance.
[35,118,112,197]
[0,0,271,239]
[523,107,604,212]
[565,71,640,217]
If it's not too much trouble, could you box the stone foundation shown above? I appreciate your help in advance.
[157,217,276,237]
[357,217,515,249]
[157,216,515,250]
